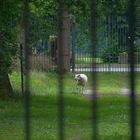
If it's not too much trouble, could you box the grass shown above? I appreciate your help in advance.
[0,71,140,139]
[76,57,103,64]
[75,57,103,68]
[11,71,140,95]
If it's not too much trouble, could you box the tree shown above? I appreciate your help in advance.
[136,0,140,36]
[0,0,19,98]
[29,0,90,72]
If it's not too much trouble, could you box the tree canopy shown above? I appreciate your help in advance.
[0,0,20,73]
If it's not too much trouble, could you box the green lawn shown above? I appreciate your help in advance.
[76,57,103,64]
[0,71,140,140]
[75,57,103,68]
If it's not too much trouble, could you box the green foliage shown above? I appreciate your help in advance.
[28,0,90,42]
[0,0,20,73]
[99,0,128,15]
[136,0,140,36]
[101,47,118,63]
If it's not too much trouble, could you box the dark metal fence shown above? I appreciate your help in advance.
[72,13,140,72]
[21,0,137,140]
[13,8,140,72]
[128,0,137,139]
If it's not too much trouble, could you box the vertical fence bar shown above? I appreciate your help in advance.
[91,0,98,140]
[23,0,31,140]
[71,15,76,72]
[57,1,65,140]
[20,43,24,95]
[128,0,137,140]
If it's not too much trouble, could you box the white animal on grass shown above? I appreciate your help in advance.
[74,74,88,94]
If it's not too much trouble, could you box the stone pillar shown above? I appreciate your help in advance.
[119,52,128,64]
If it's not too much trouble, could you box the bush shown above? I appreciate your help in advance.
[101,46,127,63]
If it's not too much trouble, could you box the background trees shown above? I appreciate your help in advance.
[0,0,20,98]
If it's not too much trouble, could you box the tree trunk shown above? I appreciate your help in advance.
[58,8,71,73]
[0,67,14,99]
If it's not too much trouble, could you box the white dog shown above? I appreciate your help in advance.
[74,74,88,94]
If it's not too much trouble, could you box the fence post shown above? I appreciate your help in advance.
[23,0,31,139]
[91,0,98,140]
[57,2,65,140]
[128,0,136,140]
[20,43,24,95]
[71,15,76,72]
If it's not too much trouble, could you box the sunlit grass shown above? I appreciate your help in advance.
[10,71,140,95]
[76,57,103,64]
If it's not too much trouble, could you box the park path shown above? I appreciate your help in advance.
[83,88,139,100]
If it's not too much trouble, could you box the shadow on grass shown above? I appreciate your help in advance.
[0,90,139,140]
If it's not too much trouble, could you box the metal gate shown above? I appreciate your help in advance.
[17,1,140,73]
[71,13,140,72]
[23,0,137,140]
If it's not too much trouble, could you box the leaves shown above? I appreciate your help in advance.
[0,0,19,72]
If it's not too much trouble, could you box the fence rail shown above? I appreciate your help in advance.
[13,50,140,72]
